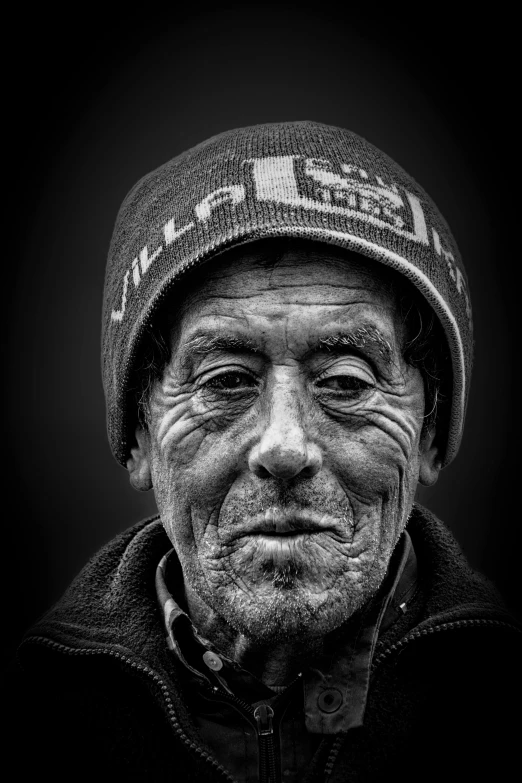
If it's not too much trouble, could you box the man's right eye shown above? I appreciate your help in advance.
[204,371,257,391]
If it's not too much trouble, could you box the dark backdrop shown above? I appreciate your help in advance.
[4,6,519,663]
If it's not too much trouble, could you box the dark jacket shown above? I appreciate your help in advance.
[5,505,521,782]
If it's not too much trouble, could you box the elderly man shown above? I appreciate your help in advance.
[7,123,520,781]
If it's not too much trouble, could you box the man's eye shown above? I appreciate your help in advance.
[204,371,257,391]
[316,375,372,394]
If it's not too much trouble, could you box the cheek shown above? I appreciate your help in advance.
[178,438,241,510]
[151,411,251,535]
[152,394,215,468]
[323,410,422,500]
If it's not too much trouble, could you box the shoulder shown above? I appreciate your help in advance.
[407,503,519,626]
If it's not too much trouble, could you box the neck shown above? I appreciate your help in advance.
[183,583,326,687]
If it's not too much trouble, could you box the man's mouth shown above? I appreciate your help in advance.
[245,507,344,537]
[222,506,356,580]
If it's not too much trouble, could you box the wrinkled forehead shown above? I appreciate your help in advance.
[159,241,414,366]
[174,239,402,325]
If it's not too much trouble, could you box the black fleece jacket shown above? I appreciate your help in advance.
[5,504,521,782]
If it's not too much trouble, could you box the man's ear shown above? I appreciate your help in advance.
[127,427,153,492]
[418,428,442,487]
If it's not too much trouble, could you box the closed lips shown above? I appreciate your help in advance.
[247,508,341,535]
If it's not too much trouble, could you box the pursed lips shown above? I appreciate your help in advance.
[225,508,350,541]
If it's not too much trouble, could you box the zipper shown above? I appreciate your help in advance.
[204,670,304,783]
[322,618,520,781]
[22,636,238,783]
[206,683,280,783]
[254,704,277,783]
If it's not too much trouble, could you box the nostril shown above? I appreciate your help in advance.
[247,446,272,478]
[251,464,272,479]
[303,443,322,477]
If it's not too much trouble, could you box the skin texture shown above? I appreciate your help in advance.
[128,243,440,685]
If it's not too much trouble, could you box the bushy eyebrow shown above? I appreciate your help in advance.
[315,327,393,366]
[180,333,260,361]
[178,326,393,368]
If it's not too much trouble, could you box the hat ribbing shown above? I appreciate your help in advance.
[102,121,473,467]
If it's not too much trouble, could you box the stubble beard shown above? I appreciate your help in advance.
[159,475,414,645]
[181,524,394,645]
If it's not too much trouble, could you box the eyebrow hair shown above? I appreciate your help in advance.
[316,326,393,365]
[178,325,393,367]
[181,333,260,359]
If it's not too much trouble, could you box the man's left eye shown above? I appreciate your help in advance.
[316,375,372,394]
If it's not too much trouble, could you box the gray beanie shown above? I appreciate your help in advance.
[102,121,473,468]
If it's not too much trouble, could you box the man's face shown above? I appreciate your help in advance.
[134,244,437,642]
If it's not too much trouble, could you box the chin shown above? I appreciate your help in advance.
[215,578,372,644]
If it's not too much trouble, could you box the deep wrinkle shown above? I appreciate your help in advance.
[131,244,440,685]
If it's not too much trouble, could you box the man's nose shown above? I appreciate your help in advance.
[248,378,322,480]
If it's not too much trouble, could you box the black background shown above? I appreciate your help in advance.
[4,5,519,663]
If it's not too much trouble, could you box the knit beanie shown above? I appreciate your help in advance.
[102,121,473,468]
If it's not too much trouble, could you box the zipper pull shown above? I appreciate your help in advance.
[253,704,274,736]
